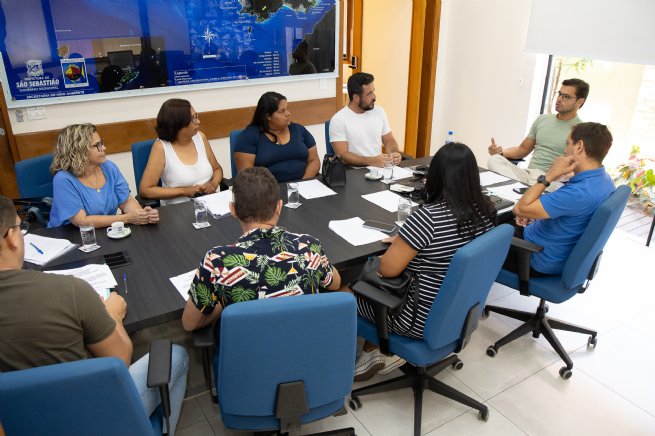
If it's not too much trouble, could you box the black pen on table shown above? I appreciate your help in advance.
[123,273,128,294]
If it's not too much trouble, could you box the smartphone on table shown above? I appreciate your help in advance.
[362,220,397,234]
[513,187,528,195]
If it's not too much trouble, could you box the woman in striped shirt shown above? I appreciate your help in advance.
[354,142,497,381]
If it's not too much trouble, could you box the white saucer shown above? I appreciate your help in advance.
[107,227,131,239]
[365,172,383,180]
[390,183,414,193]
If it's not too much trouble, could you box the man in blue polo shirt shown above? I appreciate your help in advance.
[509,122,615,275]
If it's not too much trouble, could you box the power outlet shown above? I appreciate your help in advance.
[27,107,47,120]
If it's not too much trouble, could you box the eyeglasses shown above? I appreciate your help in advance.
[3,220,29,238]
[191,113,200,125]
[556,91,578,101]
[91,140,106,152]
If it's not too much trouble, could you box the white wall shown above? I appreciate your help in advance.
[361,0,412,150]
[431,0,548,167]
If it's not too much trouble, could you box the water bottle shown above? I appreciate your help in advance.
[445,131,455,144]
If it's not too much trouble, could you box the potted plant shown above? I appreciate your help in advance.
[612,145,655,214]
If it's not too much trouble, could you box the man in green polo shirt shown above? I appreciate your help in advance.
[487,78,589,188]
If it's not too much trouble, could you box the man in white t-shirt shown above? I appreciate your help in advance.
[329,72,401,167]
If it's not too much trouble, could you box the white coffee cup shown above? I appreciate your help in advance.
[369,168,381,178]
[107,221,125,235]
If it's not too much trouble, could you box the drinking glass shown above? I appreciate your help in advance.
[397,197,412,223]
[287,182,301,207]
[79,223,97,248]
[194,201,208,226]
[383,156,394,181]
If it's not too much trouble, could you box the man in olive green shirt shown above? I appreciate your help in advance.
[487,78,589,187]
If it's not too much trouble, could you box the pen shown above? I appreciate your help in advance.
[30,242,44,254]
[123,273,128,294]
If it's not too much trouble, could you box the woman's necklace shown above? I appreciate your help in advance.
[95,171,101,192]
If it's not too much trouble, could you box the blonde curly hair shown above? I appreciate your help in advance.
[51,124,97,177]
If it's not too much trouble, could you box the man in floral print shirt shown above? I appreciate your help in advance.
[182,167,343,331]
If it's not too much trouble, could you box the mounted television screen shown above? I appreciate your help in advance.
[0,0,337,108]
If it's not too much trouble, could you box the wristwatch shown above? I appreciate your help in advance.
[536,175,550,187]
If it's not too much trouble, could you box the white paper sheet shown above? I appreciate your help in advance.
[170,270,196,301]
[195,189,232,218]
[366,165,414,180]
[361,190,418,213]
[328,217,389,246]
[487,182,526,201]
[480,171,512,186]
[23,234,77,266]
[297,179,337,199]
[46,263,117,300]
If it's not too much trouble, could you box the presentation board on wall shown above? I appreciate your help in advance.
[0,0,338,108]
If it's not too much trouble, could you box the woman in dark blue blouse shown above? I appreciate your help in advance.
[234,91,320,182]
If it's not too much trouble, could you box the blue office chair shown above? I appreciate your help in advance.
[131,139,160,208]
[350,224,514,436]
[228,129,243,178]
[485,185,631,379]
[0,340,173,436]
[215,293,357,435]
[324,120,335,155]
[14,153,54,226]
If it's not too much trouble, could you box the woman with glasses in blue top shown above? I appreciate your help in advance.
[140,99,224,205]
[48,124,159,228]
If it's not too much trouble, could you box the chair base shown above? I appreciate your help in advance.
[484,299,597,379]
[349,354,488,436]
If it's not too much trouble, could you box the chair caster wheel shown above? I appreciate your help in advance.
[587,336,597,348]
[349,397,361,410]
[452,359,464,370]
[486,346,497,357]
[559,366,572,380]
[478,408,489,421]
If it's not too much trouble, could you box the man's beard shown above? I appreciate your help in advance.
[359,100,375,111]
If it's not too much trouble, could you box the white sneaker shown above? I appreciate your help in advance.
[354,348,385,382]
[378,354,406,375]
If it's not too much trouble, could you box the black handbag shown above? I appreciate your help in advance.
[322,154,346,187]
[356,257,418,324]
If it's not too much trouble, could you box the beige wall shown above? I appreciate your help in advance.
[361,0,412,151]
[431,0,548,167]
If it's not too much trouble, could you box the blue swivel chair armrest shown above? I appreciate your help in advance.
[136,195,160,208]
[508,237,543,295]
[147,339,172,434]
[192,324,218,403]
[352,281,403,355]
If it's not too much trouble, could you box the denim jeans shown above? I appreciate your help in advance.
[129,344,189,435]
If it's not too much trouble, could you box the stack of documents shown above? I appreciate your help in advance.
[328,217,388,246]
[23,234,76,266]
[45,263,117,300]
[479,171,511,187]
[196,189,232,218]
[169,270,196,301]
[362,190,418,213]
[297,179,337,199]
[366,165,414,181]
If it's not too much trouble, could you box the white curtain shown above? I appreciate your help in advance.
[525,0,655,65]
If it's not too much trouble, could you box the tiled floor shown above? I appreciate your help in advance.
[136,228,655,435]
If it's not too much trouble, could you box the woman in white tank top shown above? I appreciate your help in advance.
[139,99,224,205]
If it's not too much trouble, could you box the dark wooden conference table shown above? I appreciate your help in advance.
[30,158,447,333]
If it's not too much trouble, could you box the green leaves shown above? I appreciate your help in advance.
[230,286,256,303]
[223,254,249,268]
[264,266,287,286]
[192,282,213,309]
